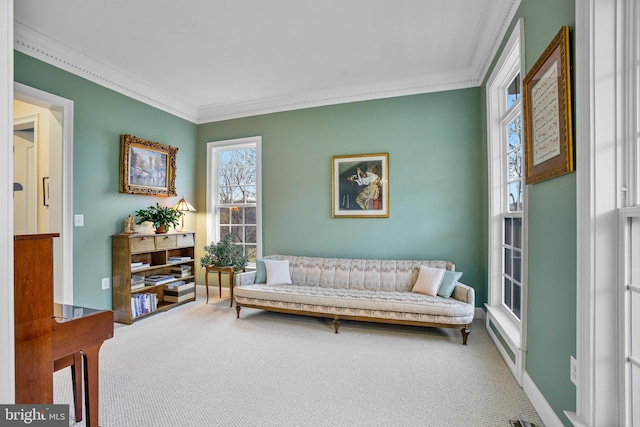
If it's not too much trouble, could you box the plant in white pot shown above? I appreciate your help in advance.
[134,203,181,234]
[200,233,248,270]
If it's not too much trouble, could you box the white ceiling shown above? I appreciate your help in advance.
[14,0,519,123]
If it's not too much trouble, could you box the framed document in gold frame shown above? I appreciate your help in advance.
[332,153,389,218]
[523,26,574,185]
[119,134,178,196]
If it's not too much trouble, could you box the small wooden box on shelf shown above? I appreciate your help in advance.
[112,232,196,324]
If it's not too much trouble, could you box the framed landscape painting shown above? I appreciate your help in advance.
[119,134,178,196]
[332,153,389,218]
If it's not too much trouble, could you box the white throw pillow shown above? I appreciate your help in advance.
[264,259,292,285]
[411,265,446,297]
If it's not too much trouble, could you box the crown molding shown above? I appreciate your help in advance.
[473,0,521,85]
[15,0,519,125]
[14,23,200,123]
[197,70,481,123]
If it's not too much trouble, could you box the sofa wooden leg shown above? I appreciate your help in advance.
[333,316,340,333]
[461,327,470,345]
[236,305,241,318]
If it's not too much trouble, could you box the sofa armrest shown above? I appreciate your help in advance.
[451,282,475,306]
[235,270,257,287]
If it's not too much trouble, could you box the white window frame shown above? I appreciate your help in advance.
[618,1,640,425]
[206,136,262,266]
[569,1,636,425]
[485,18,527,385]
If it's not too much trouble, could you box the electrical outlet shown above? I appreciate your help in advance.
[570,356,577,385]
[101,277,110,290]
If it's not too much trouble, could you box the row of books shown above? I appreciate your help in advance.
[131,293,158,317]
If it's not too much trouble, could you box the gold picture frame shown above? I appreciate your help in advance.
[523,26,574,185]
[332,153,389,218]
[119,134,178,196]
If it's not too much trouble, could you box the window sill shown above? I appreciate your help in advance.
[485,304,522,351]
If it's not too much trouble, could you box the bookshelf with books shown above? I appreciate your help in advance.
[112,232,196,324]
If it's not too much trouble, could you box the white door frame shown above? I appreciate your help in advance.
[14,83,74,305]
[1,0,14,403]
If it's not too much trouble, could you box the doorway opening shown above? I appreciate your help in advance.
[14,83,74,304]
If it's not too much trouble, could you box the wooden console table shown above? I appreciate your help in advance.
[204,266,244,306]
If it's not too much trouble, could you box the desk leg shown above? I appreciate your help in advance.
[229,271,235,307]
[205,269,210,304]
[82,344,103,427]
[218,271,222,298]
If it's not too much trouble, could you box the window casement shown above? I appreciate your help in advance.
[206,136,262,266]
[619,2,640,424]
[486,18,527,385]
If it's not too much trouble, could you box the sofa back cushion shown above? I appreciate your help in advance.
[264,255,454,293]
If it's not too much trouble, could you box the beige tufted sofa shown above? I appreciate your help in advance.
[234,255,475,344]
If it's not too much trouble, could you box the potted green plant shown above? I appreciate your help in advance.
[200,233,248,270]
[134,203,181,234]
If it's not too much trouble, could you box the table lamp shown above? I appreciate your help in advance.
[172,196,196,231]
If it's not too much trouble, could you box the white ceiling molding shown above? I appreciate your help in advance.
[14,0,521,124]
[198,69,480,123]
[14,23,200,123]
[473,0,522,83]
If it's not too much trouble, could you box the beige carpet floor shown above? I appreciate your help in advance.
[54,285,544,426]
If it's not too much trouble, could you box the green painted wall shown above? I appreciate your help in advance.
[14,51,198,310]
[197,90,485,304]
[482,0,577,424]
[14,3,579,419]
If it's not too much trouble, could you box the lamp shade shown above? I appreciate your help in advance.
[173,196,196,212]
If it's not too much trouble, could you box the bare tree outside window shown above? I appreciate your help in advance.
[507,114,523,212]
[216,147,257,262]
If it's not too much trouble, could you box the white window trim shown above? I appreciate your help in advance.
[568,1,633,425]
[485,18,527,386]
[206,136,262,264]
[617,1,640,425]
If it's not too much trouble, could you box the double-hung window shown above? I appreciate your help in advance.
[503,78,524,320]
[486,19,527,383]
[207,136,262,265]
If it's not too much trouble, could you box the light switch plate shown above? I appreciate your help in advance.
[74,214,84,227]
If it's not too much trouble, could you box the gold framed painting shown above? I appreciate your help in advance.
[523,26,574,185]
[332,153,389,218]
[119,134,178,196]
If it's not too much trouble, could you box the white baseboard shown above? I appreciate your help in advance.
[475,307,486,320]
[523,372,564,427]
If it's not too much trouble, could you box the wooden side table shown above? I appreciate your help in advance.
[205,266,245,306]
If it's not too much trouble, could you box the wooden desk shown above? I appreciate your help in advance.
[14,234,114,427]
[204,266,244,306]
